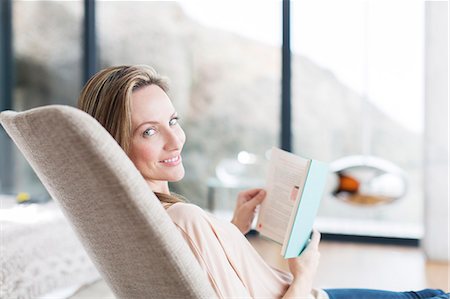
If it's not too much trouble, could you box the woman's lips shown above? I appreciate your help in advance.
[159,155,182,166]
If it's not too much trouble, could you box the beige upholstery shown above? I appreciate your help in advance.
[0,105,216,299]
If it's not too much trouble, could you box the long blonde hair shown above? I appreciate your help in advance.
[78,65,184,206]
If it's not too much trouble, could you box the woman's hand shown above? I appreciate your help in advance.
[231,189,266,235]
[288,230,321,279]
[283,230,321,298]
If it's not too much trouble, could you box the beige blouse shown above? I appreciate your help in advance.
[167,202,328,299]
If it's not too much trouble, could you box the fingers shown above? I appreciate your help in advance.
[245,189,266,208]
[239,188,264,199]
[307,229,321,249]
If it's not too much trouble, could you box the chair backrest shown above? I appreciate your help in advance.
[0,105,216,299]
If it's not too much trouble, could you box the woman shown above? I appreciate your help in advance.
[78,65,448,299]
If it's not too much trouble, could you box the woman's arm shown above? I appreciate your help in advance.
[282,230,321,298]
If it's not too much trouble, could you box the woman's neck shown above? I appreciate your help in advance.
[147,180,170,195]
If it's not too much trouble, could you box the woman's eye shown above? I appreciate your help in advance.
[143,128,156,137]
[169,117,179,126]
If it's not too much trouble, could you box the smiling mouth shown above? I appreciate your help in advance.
[159,155,181,165]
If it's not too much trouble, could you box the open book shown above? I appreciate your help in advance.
[255,147,328,258]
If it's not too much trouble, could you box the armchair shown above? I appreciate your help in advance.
[0,105,216,299]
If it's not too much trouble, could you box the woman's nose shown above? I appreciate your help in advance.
[164,128,184,151]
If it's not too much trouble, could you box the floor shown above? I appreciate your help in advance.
[250,236,449,292]
[71,235,449,298]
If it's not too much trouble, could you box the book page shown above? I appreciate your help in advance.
[256,148,309,244]
[281,159,311,254]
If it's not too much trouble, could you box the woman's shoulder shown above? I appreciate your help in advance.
[166,202,204,214]
[166,202,210,227]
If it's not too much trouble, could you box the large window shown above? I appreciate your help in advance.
[9,0,83,196]
[1,0,426,239]
[292,0,424,238]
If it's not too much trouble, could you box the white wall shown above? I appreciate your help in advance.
[423,1,449,262]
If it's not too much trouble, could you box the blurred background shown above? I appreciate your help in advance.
[1,0,447,241]
[0,0,448,296]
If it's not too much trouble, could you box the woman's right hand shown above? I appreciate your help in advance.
[287,229,321,280]
[282,230,321,298]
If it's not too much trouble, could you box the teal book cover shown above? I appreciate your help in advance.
[283,160,329,258]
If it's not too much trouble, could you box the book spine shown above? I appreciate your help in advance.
[283,160,329,258]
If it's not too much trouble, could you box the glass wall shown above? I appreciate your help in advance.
[291,0,424,238]
[2,0,426,239]
[97,1,282,209]
[8,0,83,197]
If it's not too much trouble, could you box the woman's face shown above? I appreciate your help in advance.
[128,85,186,189]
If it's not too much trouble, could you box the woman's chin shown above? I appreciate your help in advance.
[169,167,185,182]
